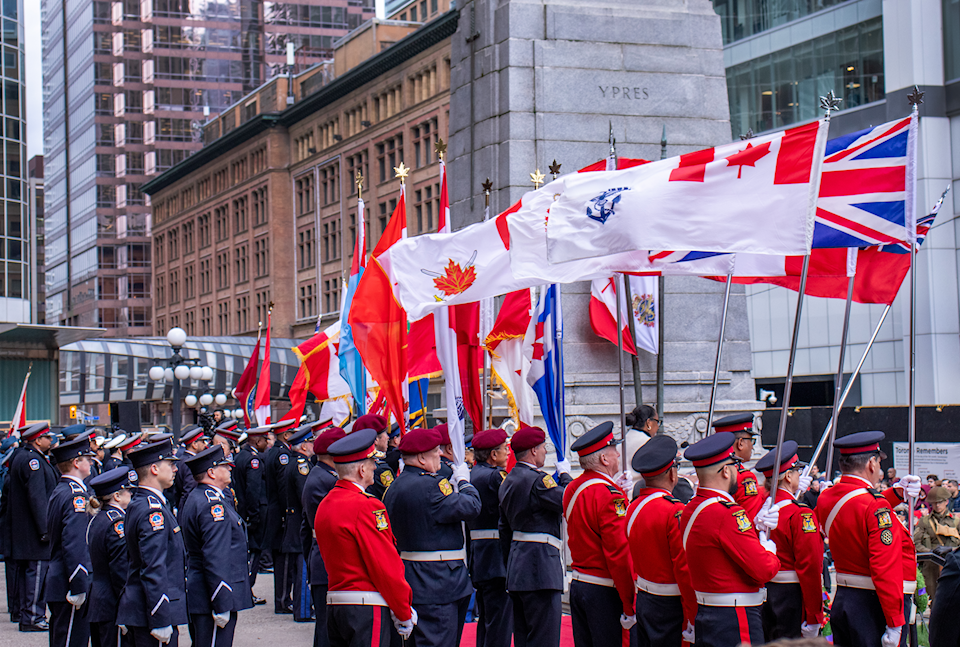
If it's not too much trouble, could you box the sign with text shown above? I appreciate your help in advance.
[893,442,960,481]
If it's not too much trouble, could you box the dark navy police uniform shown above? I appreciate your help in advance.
[469,460,512,647]
[88,467,135,647]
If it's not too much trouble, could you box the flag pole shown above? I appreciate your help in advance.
[656,125,667,421]
[482,178,494,430]
[823,270,856,481]
[616,273,628,472]
[707,272,734,428]
[907,86,923,534]
[802,303,891,479]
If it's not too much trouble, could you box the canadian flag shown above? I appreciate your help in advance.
[589,275,659,355]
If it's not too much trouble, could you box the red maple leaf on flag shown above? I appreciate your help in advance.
[433,259,477,296]
[725,141,772,178]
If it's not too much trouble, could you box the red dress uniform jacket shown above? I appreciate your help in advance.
[735,466,765,520]
[769,487,825,625]
[679,488,780,596]
[562,470,635,614]
[881,487,917,588]
[315,480,413,621]
[626,487,697,625]
[814,474,904,627]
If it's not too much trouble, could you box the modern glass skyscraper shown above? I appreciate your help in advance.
[41,0,374,335]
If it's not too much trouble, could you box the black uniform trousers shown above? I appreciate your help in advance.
[412,595,470,647]
[761,582,802,641]
[510,590,561,647]
[570,581,623,647]
[328,605,392,647]
[474,578,512,647]
[631,590,683,647]
[129,625,180,647]
[14,558,47,626]
[247,549,262,590]
[4,557,17,622]
[191,612,238,647]
[694,605,763,647]
[49,600,91,647]
[830,586,885,647]
[273,550,298,613]
[902,594,915,647]
[91,620,134,647]
[311,585,330,647]
[293,554,313,622]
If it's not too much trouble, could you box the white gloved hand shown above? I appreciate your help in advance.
[619,614,637,630]
[681,621,695,644]
[213,611,230,628]
[881,625,903,647]
[801,622,819,638]
[556,459,572,475]
[150,626,174,644]
[391,607,417,638]
[119,625,128,636]
[754,502,780,533]
[758,531,777,555]
[66,592,86,608]
[451,462,471,485]
[798,473,812,494]
[615,472,633,492]
[895,475,922,499]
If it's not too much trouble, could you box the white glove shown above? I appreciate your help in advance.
[754,501,780,533]
[798,473,812,494]
[451,462,471,485]
[895,475,922,499]
[66,592,86,608]
[681,621,695,643]
[881,625,903,647]
[150,626,174,644]
[213,611,230,628]
[758,531,777,555]
[801,622,819,638]
[556,459,571,475]
[119,625,128,636]
[391,607,417,638]
[615,472,633,492]
[619,614,637,630]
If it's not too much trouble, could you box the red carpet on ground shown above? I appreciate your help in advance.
[460,616,575,647]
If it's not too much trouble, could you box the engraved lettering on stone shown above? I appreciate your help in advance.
[599,86,650,100]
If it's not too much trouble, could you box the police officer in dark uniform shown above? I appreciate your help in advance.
[117,439,187,646]
[285,424,317,622]
[498,426,573,647]
[265,420,297,614]
[172,425,208,513]
[9,421,58,632]
[233,425,271,605]
[46,435,98,647]
[468,429,513,647]
[301,427,346,647]
[181,446,251,647]
[116,433,145,485]
[87,467,134,647]
[353,414,395,500]
[61,424,100,479]
[384,423,402,474]
[433,424,455,480]
[383,427,481,647]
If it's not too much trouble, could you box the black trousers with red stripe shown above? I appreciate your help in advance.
[327,605,392,647]
[761,582,803,641]
[694,605,764,647]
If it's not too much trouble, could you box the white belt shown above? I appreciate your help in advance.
[513,532,562,550]
[635,576,680,596]
[836,573,916,594]
[904,581,917,595]
[326,591,387,606]
[695,590,766,607]
[400,548,467,562]
[470,530,499,540]
[571,570,615,588]
[770,570,800,584]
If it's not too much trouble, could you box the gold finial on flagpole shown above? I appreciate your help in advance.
[434,138,447,162]
[530,168,545,190]
[356,171,363,200]
[394,161,410,185]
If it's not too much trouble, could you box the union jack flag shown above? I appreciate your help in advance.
[876,185,950,254]
[813,116,915,248]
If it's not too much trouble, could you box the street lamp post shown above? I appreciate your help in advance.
[148,327,214,443]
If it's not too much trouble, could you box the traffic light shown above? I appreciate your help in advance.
[69,405,77,420]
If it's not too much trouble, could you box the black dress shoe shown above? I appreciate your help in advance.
[252,596,267,605]
[20,621,49,632]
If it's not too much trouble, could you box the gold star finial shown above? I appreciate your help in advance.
[481,178,493,193]
[394,161,410,184]
[530,168,545,190]
[549,160,562,179]
[434,138,447,160]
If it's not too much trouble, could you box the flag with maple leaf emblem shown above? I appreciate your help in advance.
[539,120,828,263]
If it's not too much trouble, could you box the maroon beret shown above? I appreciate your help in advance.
[472,429,508,450]
[433,423,450,445]
[314,427,347,455]
[510,426,546,453]
[398,428,442,454]
[354,414,387,433]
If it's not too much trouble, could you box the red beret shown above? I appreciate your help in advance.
[511,426,546,453]
[354,414,387,433]
[398,428,442,454]
[433,423,450,445]
[313,428,347,455]
[472,429,508,450]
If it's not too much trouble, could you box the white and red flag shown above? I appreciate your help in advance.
[484,290,536,427]
[541,120,828,263]
[9,365,30,435]
[254,311,272,426]
[589,275,659,355]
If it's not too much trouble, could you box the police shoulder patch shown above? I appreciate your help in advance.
[500,471,507,481]
[800,512,817,533]
[881,528,893,545]
[733,509,752,533]
[149,511,165,531]
[380,470,394,488]
[114,521,124,538]
[250,458,260,469]
[373,509,389,531]
[298,462,309,476]
[147,495,162,510]
[614,498,627,517]
[211,503,225,521]
[72,495,86,512]
[743,478,758,496]
[279,454,289,465]
[438,478,453,496]
[128,470,138,482]
[28,458,39,471]
[875,508,893,529]
[542,474,558,489]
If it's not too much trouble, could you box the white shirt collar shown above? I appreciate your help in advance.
[698,486,735,503]
[518,461,540,470]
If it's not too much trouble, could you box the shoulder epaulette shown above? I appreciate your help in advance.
[106,509,122,521]
[719,500,738,508]
[793,500,810,509]
[605,485,621,495]
[664,495,681,504]
[69,481,85,493]
[147,495,162,509]
[205,489,221,502]
[867,487,885,499]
